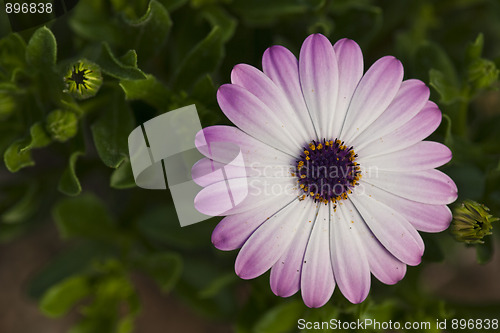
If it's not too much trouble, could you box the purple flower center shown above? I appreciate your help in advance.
[296,139,361,205]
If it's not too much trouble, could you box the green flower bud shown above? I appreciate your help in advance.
[468,58,499,91]
[45,110,78,142]
[64,60,102,100]
[451,200,499,244]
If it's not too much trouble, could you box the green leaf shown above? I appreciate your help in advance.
[231,0,315,25]
[53,193,115,239]
[2,184,40,224]
[40,276,91,317]
[26,26,57,68]
[110,158,136,189]
[3,140,34,172]
[119,74,171,110]
[158,0,188,11]
[91,91,135,168]
[124,0,173,63]
[0,33,27,79]
[442,114,454,147]
[59,151,85,196]
[429,69,462,105]
[253,301,306,333]
[28,243,112,299]
[466,33,484,64]
[137,205,214,249]
[202,6,237,42]
[96,43,147,80]
[59,128,85,196]
[69,0,123,46]
[20,122,52,152]
[416,42,458,86]
[136,252,182,292]
[119,50,139,67]
[172,26,225,91]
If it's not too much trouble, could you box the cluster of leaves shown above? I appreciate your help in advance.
[1,0,500,332]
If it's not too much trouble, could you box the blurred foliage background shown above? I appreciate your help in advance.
[1,0,500,332]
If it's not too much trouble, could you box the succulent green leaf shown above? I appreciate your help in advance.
[91,92,135,168]
[53,193,115,239]
[96,43,147,80]
[110,158,136,189]
[172,26,225,91]
[136,252,182,292]
[202,6,237,42]
[28,243,111,299]
[58,151,85,196]
[429,69,462,105]
[466,33,484,64]
[119,74,171,110]
[40,276,91,317]
[0,33,27,79]
[19,122,52,152]
[2,184,40,224]
[118,50,139,67]
[124,0,173,63]
[26,27,57,68]
[4,140,34,172]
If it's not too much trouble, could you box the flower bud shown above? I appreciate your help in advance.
[64,60,102,100]
[451,200,499,244]
[45,110,78,142]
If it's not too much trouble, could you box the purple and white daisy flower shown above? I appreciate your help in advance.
[192,34,457,308]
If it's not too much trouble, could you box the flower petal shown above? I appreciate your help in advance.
[350,79,429,146]
[235,199,315,279]
[195,177,298,216]
[262,45,316,140]
[331,202,371,303]
[361,169,457,205]
[192,157,294,187]
[356,101,441,157]
[299,33,339,139]
[340,56,404,143]
[231,64,311,146]
[349,192,424,266]
[212,194,299,251]
[342,200,407,285]
[357,182,453,232]
[270,209,315,298]
[358,141,452,172]
[217,84,300,155]
[195,126,293,167]
[301,205,335,308]
[329,39,364,138]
